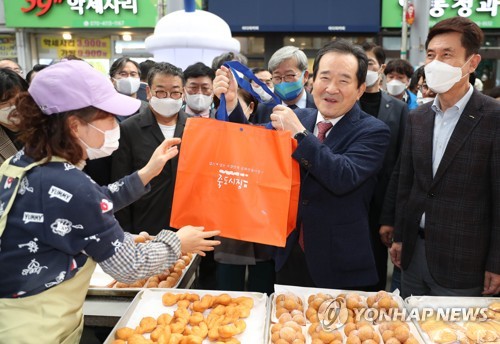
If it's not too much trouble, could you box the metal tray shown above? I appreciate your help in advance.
[405,295,500,344]
[103,288,270,344]
[87,254,200,297]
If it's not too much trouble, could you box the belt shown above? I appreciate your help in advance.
[418,228,425,239]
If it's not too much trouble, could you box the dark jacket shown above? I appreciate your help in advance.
[394,90,500,288]
[111,106,191,234]
[230,102,391,288]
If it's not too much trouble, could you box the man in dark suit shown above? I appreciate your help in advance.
[214,40,391,289]
[359,42,409,291]
[251,46,316,124]
[111,62,191,235]
[390,17,500,297]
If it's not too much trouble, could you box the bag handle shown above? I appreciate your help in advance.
[217,61,281,122]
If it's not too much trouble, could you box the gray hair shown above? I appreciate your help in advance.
[268,46,308,73]
[211,52,248,70]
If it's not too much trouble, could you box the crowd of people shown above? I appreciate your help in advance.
[0,16,499,343]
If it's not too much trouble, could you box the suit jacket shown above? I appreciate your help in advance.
[110,106,191,234]
[251,91,316,124]
[394,89,500,288]
[362,93,409,227]
[229,102,391,288]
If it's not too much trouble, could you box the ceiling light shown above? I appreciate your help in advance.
[62,33,72,40]
[122,33,132,41]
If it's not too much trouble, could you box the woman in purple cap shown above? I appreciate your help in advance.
[0,60,220,343]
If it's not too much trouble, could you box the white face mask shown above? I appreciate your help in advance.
[185,93,213,112]
[150,96,183,118]
[251,84,274,103]
[424,56,473,94]
[416,90,434,105]
[79,122,120,160]
[114,77,141,95]
[365,70,380,88]
[386,79,407,96]
[0,105,16,126]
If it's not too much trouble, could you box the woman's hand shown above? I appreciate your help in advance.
[138,138,181,186]
[175,226,221,256]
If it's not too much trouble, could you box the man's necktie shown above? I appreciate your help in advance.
[298,120,333,251]
[288,104,298,110]
[317,121,333,143]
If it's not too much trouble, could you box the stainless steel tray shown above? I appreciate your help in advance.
[103,288,270,344]
[87,254,200,296]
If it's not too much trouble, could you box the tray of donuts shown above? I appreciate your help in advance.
[88,231,197,295]
[104,288,269,344]
[405,295,500,344]
[269,284,425,344]
[88,253,196,296]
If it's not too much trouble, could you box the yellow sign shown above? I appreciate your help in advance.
[41,36,111,59]
[0,35,17,59]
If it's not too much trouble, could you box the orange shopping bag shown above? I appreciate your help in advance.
[170,118,300,247]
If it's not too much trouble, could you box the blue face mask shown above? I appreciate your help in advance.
[274,71,305,101]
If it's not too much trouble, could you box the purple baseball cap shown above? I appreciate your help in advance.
[28,60,141,116]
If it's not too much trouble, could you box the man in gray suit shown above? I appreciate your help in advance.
[391,17,500,297]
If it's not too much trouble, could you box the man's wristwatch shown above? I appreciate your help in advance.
[293,129,309,141]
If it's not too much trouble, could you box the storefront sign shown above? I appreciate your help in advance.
[41,36,111,59]
[382,0,499,28]
[4,0,158,28]
[0,35,17,59]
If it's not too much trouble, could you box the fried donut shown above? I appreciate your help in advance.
[189,312,205,326]
[162,292,179,306]
[218,319,246,338]
[150,325,171,342]
[157,313,173,326]
[127,334,153,344]
[135,316,157,334]
[168,333,184,344]
[177,299,191,309]
[115,326,135,340]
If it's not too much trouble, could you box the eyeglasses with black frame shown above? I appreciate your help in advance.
[272,71,301,84]
[152,89,183,100]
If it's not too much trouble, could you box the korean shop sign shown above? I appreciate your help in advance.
[4,0,158,28]
[0,36,17,59]
[41,36,111,58]
[382,0,499,29]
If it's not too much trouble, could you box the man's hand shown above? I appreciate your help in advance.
[390,242,402,269]
[379,225,394,248]
[269,105,305,136]
[483,271,500,295]
[213,66,238,113]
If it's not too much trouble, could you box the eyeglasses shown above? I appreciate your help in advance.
[116,71,139,78]
[152,90,183,100]
[272,72,301,84]
[185,85,213,95]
